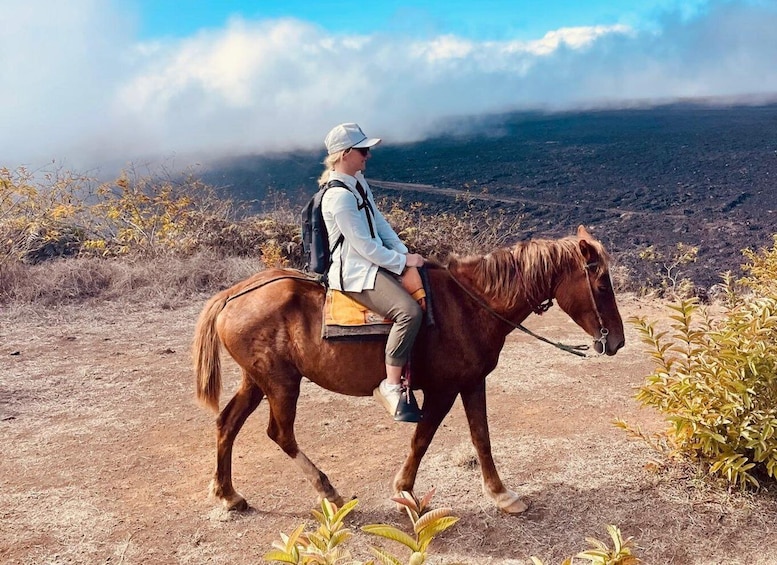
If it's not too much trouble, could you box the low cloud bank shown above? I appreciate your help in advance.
[2,1,776,169]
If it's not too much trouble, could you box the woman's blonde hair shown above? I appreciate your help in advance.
[317,150,346,186]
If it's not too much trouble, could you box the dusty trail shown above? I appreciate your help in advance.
[2,296,776,564]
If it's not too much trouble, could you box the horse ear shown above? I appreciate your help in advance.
[577,225,592,241]
[577,226,599,263]
[579,239,594,263]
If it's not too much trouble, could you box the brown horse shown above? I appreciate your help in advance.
[193,225,624,514]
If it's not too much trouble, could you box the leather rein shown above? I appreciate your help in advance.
[446,261,609,358]
[224,265,611,357]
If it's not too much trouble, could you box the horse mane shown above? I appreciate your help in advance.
[448,236,609,310]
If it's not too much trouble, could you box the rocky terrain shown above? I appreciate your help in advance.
[204,102,777,292]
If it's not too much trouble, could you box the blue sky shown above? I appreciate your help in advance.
[132,0,707,41]
[1,0,776,169]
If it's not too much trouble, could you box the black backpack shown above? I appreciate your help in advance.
[301,180,348,277]
[301,179,376,282]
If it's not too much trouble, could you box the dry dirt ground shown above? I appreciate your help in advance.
[3,294,777,565]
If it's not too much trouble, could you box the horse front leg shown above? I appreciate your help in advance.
[393,390,458,500]
[211,378,264,511]
[460,381,529,514]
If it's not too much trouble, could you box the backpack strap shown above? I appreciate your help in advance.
[324,178,378,289]
[353,181,376,238]
[326,179,376,238]
[320,180,345,287]
[323,180,355,289]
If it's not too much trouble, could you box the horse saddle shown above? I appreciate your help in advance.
[322,266,433,339]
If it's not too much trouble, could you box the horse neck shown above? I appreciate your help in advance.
[448,239,586,319]
[447,249,558,325]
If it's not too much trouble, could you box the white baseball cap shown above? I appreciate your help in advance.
[324,123,381,155]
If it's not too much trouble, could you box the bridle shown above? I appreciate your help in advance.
[582,261,610,355]
[446,260,610,358]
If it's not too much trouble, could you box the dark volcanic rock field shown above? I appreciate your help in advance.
[204,102,777,293]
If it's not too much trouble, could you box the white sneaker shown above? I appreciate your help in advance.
[374,379,403,417]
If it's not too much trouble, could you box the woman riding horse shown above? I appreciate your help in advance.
[193,223,625,514]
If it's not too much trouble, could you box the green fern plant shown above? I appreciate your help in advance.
[531,525,640,565]
[362,489,459,565]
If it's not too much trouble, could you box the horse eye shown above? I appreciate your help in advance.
[597,274,613,292]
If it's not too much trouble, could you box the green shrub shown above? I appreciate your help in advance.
[629,295,777,488]
[380,198,522,262]
[0,166,91,264]
[740,233,777,297]
[264,498,361,564]
[0,166,283,264]
[364,489,459,565]
[85,171,254,258]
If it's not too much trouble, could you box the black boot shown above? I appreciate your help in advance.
[394,383,423,423]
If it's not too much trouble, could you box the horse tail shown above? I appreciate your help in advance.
[193,293,228,412]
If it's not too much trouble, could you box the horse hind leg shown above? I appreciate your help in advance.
[265,384,344,507]
[210,376,264,511]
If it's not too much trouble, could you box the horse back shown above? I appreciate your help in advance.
[215,269,387,397]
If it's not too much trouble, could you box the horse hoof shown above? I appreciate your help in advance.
[223,493,249,512]
[210,480,249,511]
[491,489,530,515]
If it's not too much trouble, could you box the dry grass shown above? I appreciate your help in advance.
[0,179,522,308]
[0,252,261,306]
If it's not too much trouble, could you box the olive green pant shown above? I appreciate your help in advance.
[345,269,423,367]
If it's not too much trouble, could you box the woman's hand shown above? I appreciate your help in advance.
[405,253,425,268]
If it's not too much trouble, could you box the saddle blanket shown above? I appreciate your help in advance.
[322,266,429,339]
[323,289,393,338]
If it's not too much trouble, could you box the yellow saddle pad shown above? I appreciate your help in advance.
[325,289,392,327]
[322,267,430,339]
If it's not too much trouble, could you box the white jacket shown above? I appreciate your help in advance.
[321,171,407,291]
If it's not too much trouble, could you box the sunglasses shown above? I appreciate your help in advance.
[348,147,370,156]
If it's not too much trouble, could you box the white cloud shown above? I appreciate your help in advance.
[1,0,776,169]
[523,25,634,55]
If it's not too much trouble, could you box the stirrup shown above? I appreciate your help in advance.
[394,385,423,423]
